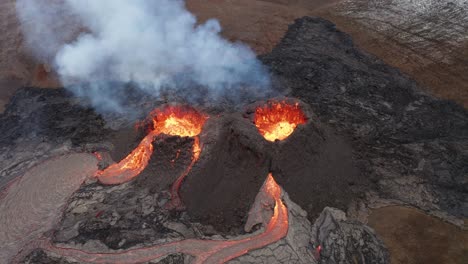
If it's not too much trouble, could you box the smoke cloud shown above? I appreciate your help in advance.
[16,0,271,114]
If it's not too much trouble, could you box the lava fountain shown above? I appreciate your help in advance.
[254,101,307,142]
[97,106,207,186]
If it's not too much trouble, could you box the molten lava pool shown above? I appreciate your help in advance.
[254,101,307,142]
[151,105,207,137]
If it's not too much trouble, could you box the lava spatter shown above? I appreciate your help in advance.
[254,101,307,142]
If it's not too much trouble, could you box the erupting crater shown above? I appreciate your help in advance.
[151,105,207,137]
[254,101,307,142]
[96,105,208,188]
[150,105,208,208]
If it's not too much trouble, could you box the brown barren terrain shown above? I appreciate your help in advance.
[186,0,339,54]
[3,0,467,109]
[369,206,468,264]
[316,0,468,108]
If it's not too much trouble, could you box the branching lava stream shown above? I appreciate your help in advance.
[41,174,288,264]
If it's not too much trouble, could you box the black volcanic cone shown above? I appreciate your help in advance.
[244,98,365,220]
[180,114,270,232]
[134,136,196,193]
[181,98,364,230]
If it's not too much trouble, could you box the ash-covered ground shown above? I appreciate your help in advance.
[0,17,467,264]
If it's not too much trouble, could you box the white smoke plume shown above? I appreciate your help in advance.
[16,0,271,113]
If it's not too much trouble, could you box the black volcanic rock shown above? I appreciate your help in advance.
[310,207,390,264]
[181,96,365,231]
[0,87,113,188]
[0,87,109,147]
[134,135,196,194]
[261,17,468,219]
[243,98,364,220]
[271,115,362,220]
[22,249,73,264]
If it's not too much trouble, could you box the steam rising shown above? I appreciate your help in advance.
[16,0,271,113]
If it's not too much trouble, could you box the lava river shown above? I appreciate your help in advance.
[40,174,288,264]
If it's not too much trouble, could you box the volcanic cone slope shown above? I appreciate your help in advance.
[181,114,270,232]
[261,17,468,220]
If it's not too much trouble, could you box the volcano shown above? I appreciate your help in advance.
[1,17,467,264]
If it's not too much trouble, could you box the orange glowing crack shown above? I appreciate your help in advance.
[166,136,201,210]
[41,174,288,264]
[254,101,307,142]
[170,149,182,165]
[96,106,207,186]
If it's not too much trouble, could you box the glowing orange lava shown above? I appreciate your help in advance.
[96,106,207,185]
[254,101,307,142]
[152,106,207,207]
[151,105,207,137]
[167,136,201,209]
[42,174,289,264]
[96,131,157,185]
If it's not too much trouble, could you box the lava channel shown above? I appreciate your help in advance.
[96,131,157,185]
[150,105,207,209]
[166,136,201,209]
[40,174,288,264]
[254,101,307,142]
[96,105,207,188]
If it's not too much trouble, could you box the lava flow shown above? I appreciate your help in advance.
[96,131,157,185]
[96,105,207,185]
[254,101,307,142]
[41,174,288,264]
[150,106,207,208]
[167,136,201,209]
